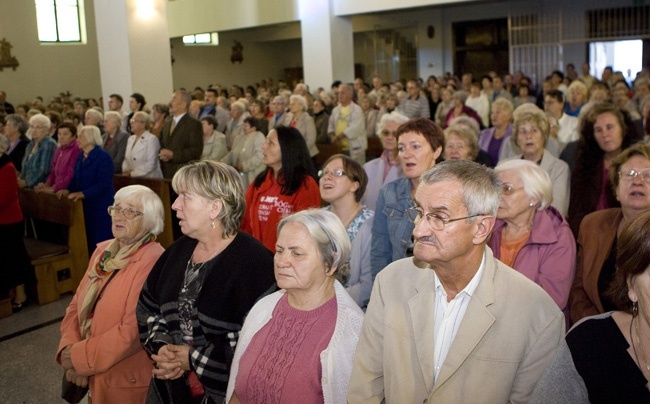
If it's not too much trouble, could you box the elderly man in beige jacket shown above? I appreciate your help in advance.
[348,160,586,403]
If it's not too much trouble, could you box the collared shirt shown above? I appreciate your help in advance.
[172,112,186,127]
[432,251,486,382]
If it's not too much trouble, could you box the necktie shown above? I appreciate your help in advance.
[170,119,176,135]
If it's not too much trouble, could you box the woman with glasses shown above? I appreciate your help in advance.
[361,111,409,211]
[487,159,576,324]
[320,154,373,309]
[57,185,165,403]
[122,111,162,178]
[18,113,57,188]
[137,161,275,403]
[59,125,115,252]
[242,126,320,252]
[370,118,444,279]
[570,143,650,325]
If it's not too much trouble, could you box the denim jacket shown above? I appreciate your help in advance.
[370,177,415,279]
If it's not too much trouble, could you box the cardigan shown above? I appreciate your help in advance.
[225,281,364,404]
[283,112,319,157]
[45,141,82,191]
[220,131,265,186]
[137,232,275,402]
[57,240,164,404]
[569,208,623,325]
[19,136,57,188]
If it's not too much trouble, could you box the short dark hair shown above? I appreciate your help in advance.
[130,93,146,111]
[109,94,123,104]
[200,115,217,128]
[322,154,368,202]
[57,121,78,137]
[244,116,259,130]
[396,118,445,153]
[551,70,565,80]
[206,88,218,97]
[545,89,565,103]
[607,210,650,314]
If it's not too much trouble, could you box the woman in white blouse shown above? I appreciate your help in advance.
[200,115,228,161]
[122,111,162,178]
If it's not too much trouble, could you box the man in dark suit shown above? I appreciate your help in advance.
[159,90,203,179]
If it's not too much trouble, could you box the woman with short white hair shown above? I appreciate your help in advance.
[18,113,57,188]
[488,159,576,323]
[103,111,129,173]
[283,94,319,158]
[60,125,115,252]
[225,101,250,149]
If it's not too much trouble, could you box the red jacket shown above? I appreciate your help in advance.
[242,170,321,251]
[0,154,22,225]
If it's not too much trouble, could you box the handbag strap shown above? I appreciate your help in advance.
[90,270,119,315]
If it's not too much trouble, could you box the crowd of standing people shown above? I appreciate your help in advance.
[0,61,650,402]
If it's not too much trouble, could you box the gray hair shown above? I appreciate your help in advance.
[420,159,501,217]
[5,114,28,136]
[104,111,122,129]
[376,111,409,136]
[492,98,514,116]
[289,94,307,111]
[444,124,479,160]
[114,185,165,235]
[176,90,192,109]
[512,104,550,148]
[133,111,151,130]
[29,113,52,131]
[85,108,104,125]
[495,159,552,210]
[448,116,480,137]
[272,95,286,106]
[80,125,104,147]
[172,160,245,237]
[231,101,246,114]
[277,209,350,281]
[452,91,468,104]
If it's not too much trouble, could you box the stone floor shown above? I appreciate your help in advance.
[0,294,88,404]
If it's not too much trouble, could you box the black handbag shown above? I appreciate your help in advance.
[61,374,88,403]
[60,270,119,403]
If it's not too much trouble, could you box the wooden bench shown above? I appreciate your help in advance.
[113,175,174,249]
[19,189,89,305]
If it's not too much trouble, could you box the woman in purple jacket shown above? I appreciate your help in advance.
[488,159,576,324]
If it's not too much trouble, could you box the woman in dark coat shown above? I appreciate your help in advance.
[60,125,114,252]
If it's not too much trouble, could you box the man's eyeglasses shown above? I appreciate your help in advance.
[406,206,484,231]
[107,206,144,220]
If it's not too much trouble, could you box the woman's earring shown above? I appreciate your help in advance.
[529,201,534,208]
[632,301,639,317]
[211,220,216,229]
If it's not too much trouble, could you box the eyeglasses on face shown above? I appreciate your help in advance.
[107,205,144,220]
[501,184,524,195]
[619,169,650,183]
[406,206,484,231]
[319,169,347,178]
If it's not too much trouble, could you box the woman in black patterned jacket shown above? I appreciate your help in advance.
[137,160,275,403]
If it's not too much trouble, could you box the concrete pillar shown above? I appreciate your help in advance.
[299,0,354,91]
[94,0,173,111]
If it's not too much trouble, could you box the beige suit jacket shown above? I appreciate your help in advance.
[348,247,565,403]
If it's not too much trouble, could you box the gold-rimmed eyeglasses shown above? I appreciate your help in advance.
[107,205,144,220]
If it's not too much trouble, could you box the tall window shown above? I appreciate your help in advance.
[35,0,83,43]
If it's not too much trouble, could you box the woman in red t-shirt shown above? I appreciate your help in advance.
[241,126,321,251]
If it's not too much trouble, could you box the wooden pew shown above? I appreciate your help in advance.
[113,175,174,249]
[19,189,89,305]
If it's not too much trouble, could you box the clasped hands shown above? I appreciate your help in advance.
[60,345,88,388]
[151,344,191,380]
